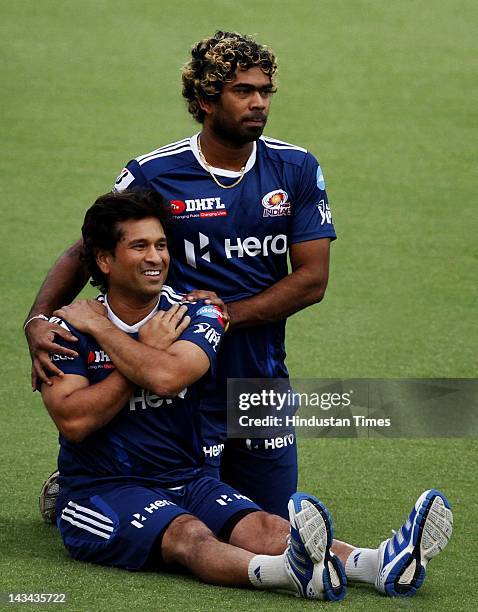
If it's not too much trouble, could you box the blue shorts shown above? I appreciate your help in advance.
[57,476,260,571]
[200,411,298,519]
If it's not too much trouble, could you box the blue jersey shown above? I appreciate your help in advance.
[114,134,336,401]
[50,287,226,494]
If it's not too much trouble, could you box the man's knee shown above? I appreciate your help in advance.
[161,514,215,566]
[229,510,289,555]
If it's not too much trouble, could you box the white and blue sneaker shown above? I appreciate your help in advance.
[375,489,453,597]
[285,492,346,601]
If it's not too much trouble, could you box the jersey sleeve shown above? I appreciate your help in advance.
[290,152,337,244]
[48,317,89,378]
[176,303,226,377]
[112,159,149,192]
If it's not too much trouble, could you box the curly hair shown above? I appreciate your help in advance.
[182,30,278,123]
[81,189,170,294]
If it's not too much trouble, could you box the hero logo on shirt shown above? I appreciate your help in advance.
[192,322,221,352]
[317,199,332,225]
[113,168,135,192]
[170,197,227,219]
[261,189,291,217]
[196,305,226,328]
[224,234,287,258]
[184,232,211,268]
[184,232,287,267]
[129,388,187,412]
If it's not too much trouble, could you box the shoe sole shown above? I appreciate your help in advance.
[291,494,346,602]
[39,469,60,525]
[383,489,453,597]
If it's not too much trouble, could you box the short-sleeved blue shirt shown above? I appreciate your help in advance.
[50,288,226,494]
[114,134,336,401]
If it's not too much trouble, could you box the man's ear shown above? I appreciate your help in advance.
[96,250,112,275]
[198,97,214,117]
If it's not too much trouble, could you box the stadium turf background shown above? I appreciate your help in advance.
[1,1,476,610]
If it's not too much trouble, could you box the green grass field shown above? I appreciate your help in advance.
[1,1,476,610]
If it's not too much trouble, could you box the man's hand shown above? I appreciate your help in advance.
[25,318,79,390]
[182,290,229,324]
[53,300,110,335]
[139,304,191,350]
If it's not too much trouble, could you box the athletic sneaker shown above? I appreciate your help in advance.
[285,492,346,601]
[375,489,453,597]
[39,469,60,524]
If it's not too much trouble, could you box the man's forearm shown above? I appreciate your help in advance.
[26,239,89,320]
[43,371,135,443]
[65,372,134,436]
[228,239,331,329]
[86,320,179,396]
[228,267,327,328]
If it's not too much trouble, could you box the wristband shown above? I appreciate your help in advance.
[23,314,49,330]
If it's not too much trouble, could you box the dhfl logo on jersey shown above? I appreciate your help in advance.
[261,189,291,217]
[170,197,227,219]
[170,200,187,215]
[87,350,115,370]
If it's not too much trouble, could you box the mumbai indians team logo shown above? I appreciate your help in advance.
[261,189,291,217]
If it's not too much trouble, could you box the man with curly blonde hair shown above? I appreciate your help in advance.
[29,26,334,517]
[29,30,326,519]
[182,31,277,128]
[27,31,452,599]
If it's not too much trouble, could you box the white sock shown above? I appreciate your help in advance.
[345,547,380,584]
[248,554,295,591]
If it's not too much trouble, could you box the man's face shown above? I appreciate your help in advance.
[205,66,274,144]
[98,217,169,300]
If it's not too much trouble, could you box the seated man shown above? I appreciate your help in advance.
[41,188,453,601]
[40,188,346,601]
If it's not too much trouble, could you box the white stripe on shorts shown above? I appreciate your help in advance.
[62,506,114,532]
[67,500,113,524]
[60,513,112,540]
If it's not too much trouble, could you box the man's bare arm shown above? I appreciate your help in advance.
[227,239,330,327]
[24,238,89,387]
[185,238,331,329]
[25,238,88,320]
[42,371,135,443]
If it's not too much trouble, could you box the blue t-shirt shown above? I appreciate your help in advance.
[50,287,226,494]
[114,134,336,405]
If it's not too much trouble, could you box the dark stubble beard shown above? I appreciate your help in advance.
[210,112,268,146]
